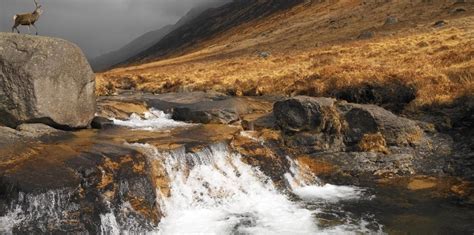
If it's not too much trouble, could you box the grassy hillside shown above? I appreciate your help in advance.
[98,0,473,124]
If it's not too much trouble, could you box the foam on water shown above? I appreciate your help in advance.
[100,212,121,235]
[1,113,378,234]
[284,156,365,203]
[111,109,191,130]
[138,143,318,234]
[134,143,376,235]
[0,190,78,234]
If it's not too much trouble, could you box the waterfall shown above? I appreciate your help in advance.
[0,190,78,234]
[285,156,365,203]
[139,143,319,234]
[133,142,376,235]
[0,110,382,234]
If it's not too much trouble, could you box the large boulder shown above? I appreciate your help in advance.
[339,103,423,146]
[274,97,346,152]
[274,97,343,134]
[0,33,96,129]
[274,96,424,153]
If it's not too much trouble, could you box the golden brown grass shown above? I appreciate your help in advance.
[98,0,474,113]
[358,132,390,154]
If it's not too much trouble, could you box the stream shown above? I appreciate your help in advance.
[1,108,472,234]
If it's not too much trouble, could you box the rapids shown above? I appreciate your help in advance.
[0,110,380,234]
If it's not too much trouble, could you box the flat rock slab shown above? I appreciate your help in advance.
[99,91,276,124]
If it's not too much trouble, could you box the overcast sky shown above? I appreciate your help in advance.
[0,0,226,59]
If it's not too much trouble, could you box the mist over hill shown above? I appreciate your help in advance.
[90,1,230,71]
[0,0,227,59]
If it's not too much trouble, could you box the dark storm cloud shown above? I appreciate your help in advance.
[0,0,228,58]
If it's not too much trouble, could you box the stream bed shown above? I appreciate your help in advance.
[0,108,472,234]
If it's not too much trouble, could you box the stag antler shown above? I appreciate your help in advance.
[34,0,41,9]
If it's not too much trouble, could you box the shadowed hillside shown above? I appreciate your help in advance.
[124,0,305,64]
[99,0,473,126]
[89,2,230,71]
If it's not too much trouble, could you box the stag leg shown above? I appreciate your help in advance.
[32,24,38,35]
[12,24,20,34]
[27,25,31,34]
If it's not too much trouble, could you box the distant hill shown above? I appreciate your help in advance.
[123,0,304,65]
[90,1,230,72]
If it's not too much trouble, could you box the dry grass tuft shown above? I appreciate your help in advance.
[358,132,390,154]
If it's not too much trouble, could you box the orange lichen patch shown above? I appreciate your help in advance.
[232,134,272,157]
[148,159,171,197]
[128,196,161,224]
[450,181,472,197]
[0,146,42,169]
[97,166,114,190]
[103,157,120,170]
[103,190,116,201]
[407,177,438,191]
[258,129,282,143]
[378,176,472,198]
[296,156,335,176]
[358,132,390,154]
[152,143,184,151]
[132,160,146,174]
[97,157,121,190]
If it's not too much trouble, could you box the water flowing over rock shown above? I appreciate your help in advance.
[0,33,96,129]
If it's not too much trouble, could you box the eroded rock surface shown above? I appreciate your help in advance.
[0,33,96,129]
[271,96,454,180]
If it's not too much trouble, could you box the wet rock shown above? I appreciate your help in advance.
[16,123,66,138]
[340,103,423,146]
[0,124,72,147]
[310,151,416,183]
[0,126,23,147]
[98,91,275,125]
[173,103,240,124]
[232,130,290,186]
[0,33,96,129]
[274,97,346,153]
[274,97,341,133]
[159,94,245,124]
[274,96,426,163]
[91,116,114,129]
[0,133,160,233]
[242,113,275,131]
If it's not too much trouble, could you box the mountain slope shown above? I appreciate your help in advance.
[89,25,173,72]
[99,0,473,124]
[124,0,304,64]
[90,1,230,71]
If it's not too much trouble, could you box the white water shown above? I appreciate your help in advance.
[140,143,318,234]
[285,156,365,203]
[112,108,191,130]
[0,190,78,234]
[132,142,372,235]
[0,111,378,234]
